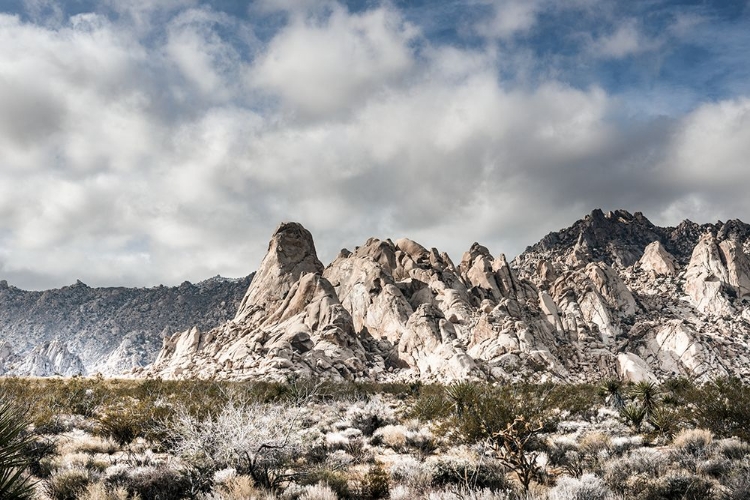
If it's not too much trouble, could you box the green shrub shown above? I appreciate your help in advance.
[96,398,170,446]
[688,378,750,441]
[361,464,389,500]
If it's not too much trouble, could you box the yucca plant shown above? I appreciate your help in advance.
[620,402,647,432]
[600,378,624,410]
[631,381,660,416]
[0,398,35,499]
[445,381,479,417]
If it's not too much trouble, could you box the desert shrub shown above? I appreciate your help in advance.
[325,432,351,451]
[22,434,56,478]
[46,468,91,500]
[0,397,36,499]
[96,397,171,446]
[389,455,433,489]
[166,401,307,492]
[372,425,407,451]
[408,386,451,422]
[350,413,384,438]
[360,464,389,500]
[80,482,133,500]
[299,481,338,500]
[346,396,395,437]
[697,457,731,478]
[300,469,350,499]
[672,428,713,457]
[50,451,109,474]
[404,423,436,454]
[722,464,750,500]
[430,457,509,492]
[546,438,585,478]
[204,474,265,500]
[389,485,415,500]
[62,378,109,417]
[32,409,72,435]
[643,472,715,500]
[603,448,669,495]
[304,444,329,465]
[547,474,612,500]
[426,485,512,500]
[714,437,750,460]
[449,384,556,448]
[578,432,612,470]
[687,378,750,441]
[107,466,191,500]
[544,382,602,418]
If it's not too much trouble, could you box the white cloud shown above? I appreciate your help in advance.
[250,4,418,117]
[475,0,543,39]
[590,19,659,59]
[657,98,750,214]
[0,2,748,290]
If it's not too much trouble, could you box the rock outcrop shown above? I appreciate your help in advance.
[149,209,750,383]
[11,339,85,377]
[149,223,372,381]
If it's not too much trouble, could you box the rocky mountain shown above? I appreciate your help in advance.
[148,210,750,383]
[0,275,252,376]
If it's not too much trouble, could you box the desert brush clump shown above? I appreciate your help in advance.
[165,399,309,492]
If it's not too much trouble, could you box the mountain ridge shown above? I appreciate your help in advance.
[3,208,750,383]
[147,209,750,383]
[0,274,253,376]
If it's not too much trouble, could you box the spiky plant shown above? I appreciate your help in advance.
[631,381,660,416]
[0,398,35,499]
[445,381,479,418]
[600,378,624,410]
[620,403,647,432]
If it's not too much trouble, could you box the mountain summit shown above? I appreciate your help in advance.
[147,210,750,383]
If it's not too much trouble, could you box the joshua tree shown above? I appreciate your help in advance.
[487,415,545,492]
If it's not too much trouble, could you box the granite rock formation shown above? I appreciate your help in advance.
[149,210,750,383]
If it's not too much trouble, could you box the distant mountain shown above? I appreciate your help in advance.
[147,210,750,383]
[0,275,252,376]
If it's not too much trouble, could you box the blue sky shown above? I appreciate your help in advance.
[0,0,749,289]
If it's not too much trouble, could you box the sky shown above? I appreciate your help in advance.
[1,0,750,290]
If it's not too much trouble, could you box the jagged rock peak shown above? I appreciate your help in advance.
[525,208,663,267]
[235,222,324,321]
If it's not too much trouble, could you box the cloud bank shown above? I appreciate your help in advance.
[0,1,749,289]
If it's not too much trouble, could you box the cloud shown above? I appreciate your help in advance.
[589,18,658,59]
[475,0,544,39]
[0,1,748,290]
[652,98,750,224]
[250,4,418,118]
